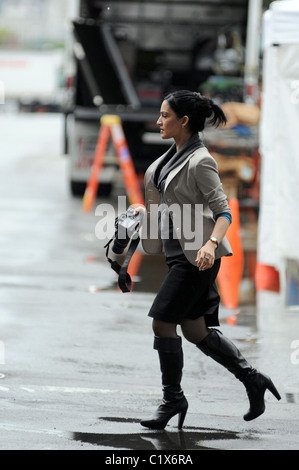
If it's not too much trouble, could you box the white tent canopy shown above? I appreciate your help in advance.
[258,0,299,268]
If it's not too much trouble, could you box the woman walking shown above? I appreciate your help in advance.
[136,90,280,430]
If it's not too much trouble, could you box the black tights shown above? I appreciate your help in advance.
[152,317,209,345]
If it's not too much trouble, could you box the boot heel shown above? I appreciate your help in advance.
[178,406,188,429]
[267,380,281,401]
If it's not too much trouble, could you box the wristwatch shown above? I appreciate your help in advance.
[209,236,219,248]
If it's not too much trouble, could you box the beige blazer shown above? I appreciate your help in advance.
[141,146,232,265]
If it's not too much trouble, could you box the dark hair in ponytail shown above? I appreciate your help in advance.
[164,90,227,133]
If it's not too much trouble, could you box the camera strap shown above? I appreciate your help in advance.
[104,232,140,293]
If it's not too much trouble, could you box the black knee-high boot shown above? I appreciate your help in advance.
[140,336,188,430]
[197,329,281,421]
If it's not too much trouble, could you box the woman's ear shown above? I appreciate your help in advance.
[181,115,189,128]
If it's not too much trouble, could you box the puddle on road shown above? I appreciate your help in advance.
[71,416,248,450]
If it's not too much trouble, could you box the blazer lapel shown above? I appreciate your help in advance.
[144,156,163,187]
[164,151,195,191]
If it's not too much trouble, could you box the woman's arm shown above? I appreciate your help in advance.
[195,216,230,271]
[193,155,232,270]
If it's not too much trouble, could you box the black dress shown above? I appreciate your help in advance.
[148,254,221,327]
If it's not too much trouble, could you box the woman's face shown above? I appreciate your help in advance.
[157,100,185,141]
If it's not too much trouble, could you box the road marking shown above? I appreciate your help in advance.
[0,423,64,437]
[40,386,160,395]
[20,387,35,393]
[0,384,161,396]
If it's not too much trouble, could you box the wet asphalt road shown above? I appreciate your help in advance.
[0,113,299,451]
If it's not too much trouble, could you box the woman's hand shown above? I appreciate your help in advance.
[195,241,216,271]
[132,205,146,217]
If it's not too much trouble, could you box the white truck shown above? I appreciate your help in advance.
[0,48,64,110]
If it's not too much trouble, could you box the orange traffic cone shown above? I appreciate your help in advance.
[217,198,244,312]
[255,263,280,292]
